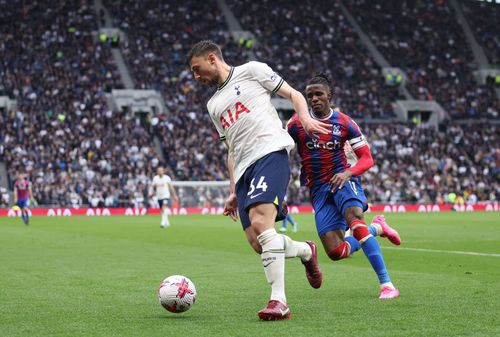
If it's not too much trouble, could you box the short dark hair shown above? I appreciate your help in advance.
[187,40,223,65]
[307,72,334,96]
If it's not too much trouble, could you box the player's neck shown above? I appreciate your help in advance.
[217,63,232,86]
[311,108,332,119]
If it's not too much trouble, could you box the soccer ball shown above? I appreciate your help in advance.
[158,275,196,313]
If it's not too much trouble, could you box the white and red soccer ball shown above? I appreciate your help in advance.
[158,275,196,313]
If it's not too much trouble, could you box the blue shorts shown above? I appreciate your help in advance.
[158,198,170,208]
[17,199,28,208]
[236,150,290,230]
[310,176,368,236]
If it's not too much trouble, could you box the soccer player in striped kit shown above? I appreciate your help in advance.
[188,40,328,320]
[13,173,34,225]
[288,74,401,299]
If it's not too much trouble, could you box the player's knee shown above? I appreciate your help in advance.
[348,219,371,243]
[344,206,364,224]
[327,241,350,261]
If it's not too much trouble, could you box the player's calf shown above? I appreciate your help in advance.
[349,219,372,243]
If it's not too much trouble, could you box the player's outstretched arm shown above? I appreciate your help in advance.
[276,82,330,135]
[223,152,238,221]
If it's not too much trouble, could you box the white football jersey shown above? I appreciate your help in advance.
[207,61,295,183]
[152,174,172,199]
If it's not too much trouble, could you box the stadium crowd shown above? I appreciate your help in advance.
[0,0,498,208]
[0,0,160,207]
[347,0,499,119]
[227,0,403,119]
[461,0,500,65]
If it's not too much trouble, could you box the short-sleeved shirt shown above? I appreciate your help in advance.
[152,175,172,199]
[14,178,30,201]
[287,109,368,187]
[207,61,295,183]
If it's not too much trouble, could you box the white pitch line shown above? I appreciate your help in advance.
[382,246,500,257]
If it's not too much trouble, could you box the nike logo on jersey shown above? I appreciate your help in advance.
[250,192,264,199]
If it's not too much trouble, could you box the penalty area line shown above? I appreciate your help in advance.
[382,246,500,257]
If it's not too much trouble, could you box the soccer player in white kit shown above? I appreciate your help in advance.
[187,40,330,320]
[150,166,178,228]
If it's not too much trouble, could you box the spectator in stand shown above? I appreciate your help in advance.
[347,0,499,119]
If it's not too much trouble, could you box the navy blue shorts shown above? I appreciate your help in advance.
[236,150,290,230]
[310,176,368,236]
[158,198,170,208]
[17,199,28,208]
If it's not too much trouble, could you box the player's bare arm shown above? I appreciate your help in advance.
[29,186,34,202]
[277,82,331,135]
[223,147,238,221]
[168,183,178,202]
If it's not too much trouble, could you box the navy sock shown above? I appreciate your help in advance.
[345,236,361,254]
[361,236,391,284]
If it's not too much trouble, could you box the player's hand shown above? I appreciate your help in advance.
[301,116,331,136]
[223,193,238,222]
[329,170,353,193]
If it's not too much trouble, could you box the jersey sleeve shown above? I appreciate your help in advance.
[346,117,368,150]
[286,115,299,143]
[247,61,285,94]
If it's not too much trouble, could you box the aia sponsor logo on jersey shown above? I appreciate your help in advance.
[220,101,251,130]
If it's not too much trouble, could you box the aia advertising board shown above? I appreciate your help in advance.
[0,203,498,217]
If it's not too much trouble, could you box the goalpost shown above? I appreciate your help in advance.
[171,181,230,208]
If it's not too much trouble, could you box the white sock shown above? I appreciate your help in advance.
[281,234,312,262]
[257,228,286,304]
[381,282,395,289]
[162,209,170,226]
[371,223,382,236]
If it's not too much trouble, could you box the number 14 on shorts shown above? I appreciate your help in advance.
[247,176,268,198]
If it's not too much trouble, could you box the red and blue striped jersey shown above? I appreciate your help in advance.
[14,178,30,200]
[287,109,367,187]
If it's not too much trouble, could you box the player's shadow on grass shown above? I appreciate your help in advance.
[156,314,191,320]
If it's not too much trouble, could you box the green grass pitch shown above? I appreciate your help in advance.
[1,212,499,337]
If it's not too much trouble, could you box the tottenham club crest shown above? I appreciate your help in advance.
[332,125,341,136]
[234,85,241,95]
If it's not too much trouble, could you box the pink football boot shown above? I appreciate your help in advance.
[372,215,401,246]
[379,286,400,299]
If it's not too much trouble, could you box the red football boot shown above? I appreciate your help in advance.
[258,300,291,321]
[302,241,323,289]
